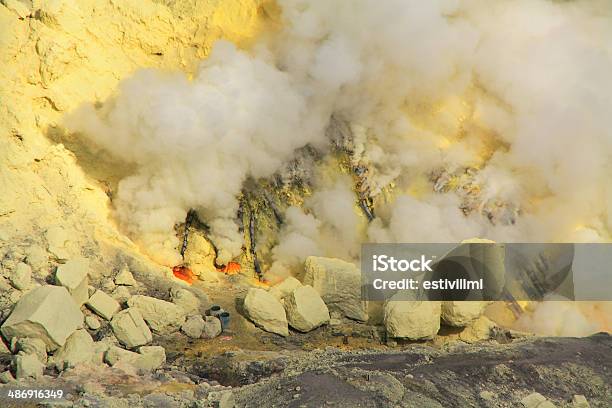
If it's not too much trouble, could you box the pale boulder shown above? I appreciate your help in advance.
[14,353,44,379]
[441,301,488,327]
[268,277,302,301]
[110,308,152,348]
[104,345,140,366]
[86,290,121,320]
[55,257,90,305]
[51,329,94,370]
[303,256,368,321]
[170,287,201,314]
[243,288,288,336]
[181,315,205,339]
[1,285,83,350]
[14,337,47,363]
[202,316,222,339]
[127,295,186,334]
[135,346,166,372]
[384,299,441,340]
[284,285,329,332]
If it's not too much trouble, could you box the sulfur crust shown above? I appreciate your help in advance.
[0,0,265,257]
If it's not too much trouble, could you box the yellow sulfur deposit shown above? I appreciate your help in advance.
[0,0,264,256]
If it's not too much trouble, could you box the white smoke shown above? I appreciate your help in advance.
[65,0,612,272]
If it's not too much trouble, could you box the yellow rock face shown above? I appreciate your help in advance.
[0,0,264,261]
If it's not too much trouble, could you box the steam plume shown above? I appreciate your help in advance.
[65,0,612,272]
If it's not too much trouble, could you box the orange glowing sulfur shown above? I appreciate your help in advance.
[172,265,195,284]
[218,261,241,275]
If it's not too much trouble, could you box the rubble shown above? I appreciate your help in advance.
[459,315,496,343]
[104,345,140,366]
[268,277,302,301]
[134,346,166,372]
[114,266,137,286]
[85,315,101,330]
[15,337,47,363]
[51,329,95,370]
[24,246,48,275]
[1,285,83,350]
[303,256,368,322]
[55,257,90,305]
[103,345,166,373]
[112,286,132,304]
[243,288,289,336]
[384,299,441,340]
[181,315,205,338]
[87,290,121,320]
[127,295,186,334]
[441,301,488,327]
[202,316,222,339]
[14,352,45,379]
[10,262,32,290]
[284,285,330,332]
[110,308,152,348]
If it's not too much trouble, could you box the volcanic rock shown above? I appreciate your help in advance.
[202,316,222,339]
[10,262,31,290]
[114,265,137,286]
[110,308,152,348]
[87,290,121,320]
[14,353,44,380]
[55,257,90,305]
[127,295,186,334]
[303,256,368,321]
[181,315,205,338]
[384,298,441,340]
[441,301,488,327]
[268,277,302,301]
[284,285,329,332]
[51,329,94,370]
[243,288,288,336]
[1,285,83,350]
